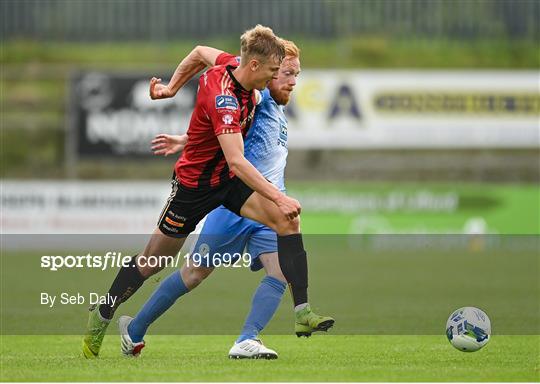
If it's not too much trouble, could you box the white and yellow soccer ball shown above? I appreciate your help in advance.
[446,307,491,352]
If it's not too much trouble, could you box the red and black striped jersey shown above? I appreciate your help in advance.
[175,53,257,189]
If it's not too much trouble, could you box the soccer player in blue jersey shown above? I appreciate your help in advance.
[118,40,333,359]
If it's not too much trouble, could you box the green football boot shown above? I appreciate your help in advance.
[82,304,110,358]
[295,304,335,337]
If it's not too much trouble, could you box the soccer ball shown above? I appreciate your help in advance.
[446,307,491,352]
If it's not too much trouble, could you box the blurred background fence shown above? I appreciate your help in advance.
[2,0,539,41]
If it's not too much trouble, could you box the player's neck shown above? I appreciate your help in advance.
[231,66,254,91]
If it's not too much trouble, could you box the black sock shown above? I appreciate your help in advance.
[277,234,308,306]
[98,255,146,320]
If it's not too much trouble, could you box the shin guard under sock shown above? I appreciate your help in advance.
[98,255,146,320]
[277,234,308,306]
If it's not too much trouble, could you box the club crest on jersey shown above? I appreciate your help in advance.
[215,95,238,110]
[222,114,234,125]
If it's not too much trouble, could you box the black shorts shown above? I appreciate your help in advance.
[157,174,254,237]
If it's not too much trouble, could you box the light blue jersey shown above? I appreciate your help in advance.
[189,87,288,271]
[244,88,288,192]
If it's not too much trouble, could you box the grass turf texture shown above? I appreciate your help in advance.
[1,335,538,381]
[2,245,538,336]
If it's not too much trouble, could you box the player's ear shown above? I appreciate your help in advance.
[249,58,260,72]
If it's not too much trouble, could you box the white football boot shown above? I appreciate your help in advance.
[228,338,278,359]
[118,315,145,357]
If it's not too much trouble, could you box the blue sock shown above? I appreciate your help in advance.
[237,275,286,343]
[128,271,189,342]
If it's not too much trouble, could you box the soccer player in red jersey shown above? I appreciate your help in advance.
[83,25,334,358]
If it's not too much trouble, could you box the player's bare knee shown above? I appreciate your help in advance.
[274,216,301,236]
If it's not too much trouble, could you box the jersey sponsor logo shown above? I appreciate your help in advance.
[222,114,234,125]
[215,95,239,110]
[278,121,288,147]
[167,210,187,222]
[165,216,185,228]
[162,223,179,233]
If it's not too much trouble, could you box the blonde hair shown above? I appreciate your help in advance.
[281,39,300,59]
[240,24,285,64]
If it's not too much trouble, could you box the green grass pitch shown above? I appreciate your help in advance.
[1,183,538,381]
[1,240,538,381]
[1,335,538,381]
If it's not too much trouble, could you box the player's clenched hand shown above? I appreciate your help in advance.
[151,134,188,156]
[275,195,302,221]
[149,77,173,99]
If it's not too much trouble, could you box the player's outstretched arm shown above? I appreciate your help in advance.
[218,133,301,220]
[151,134,188,156]
[150,46,224,100]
